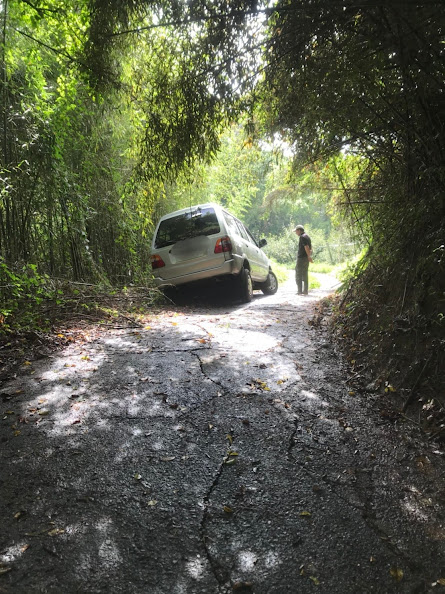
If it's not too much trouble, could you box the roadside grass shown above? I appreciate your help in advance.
[311,262,337,274]
[310,274,321,289]
[269,259,289,284]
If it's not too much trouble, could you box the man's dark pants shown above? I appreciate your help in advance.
[295,257,309,294]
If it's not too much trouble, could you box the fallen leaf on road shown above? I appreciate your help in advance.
[161,456,175,462]
[134,473,142,480]
[252,379,270,391]
[232,582,253,590]
[300,511,312,517]
[224,458,236,465]
[227,434,233,445]
[0,565,12,575]
[147,500,157,506]
[223,506,233,513]
[390,567,404,581]
[309,576,320,585]
[25,528,51,537]
[48,528,65,536]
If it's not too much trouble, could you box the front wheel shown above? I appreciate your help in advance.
[260,270,278,295]
[237,267,253,303]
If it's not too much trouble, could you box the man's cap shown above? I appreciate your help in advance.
[294,225,304,231]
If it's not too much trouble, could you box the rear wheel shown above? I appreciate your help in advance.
[260,270,278,295]
[237,267,253,303]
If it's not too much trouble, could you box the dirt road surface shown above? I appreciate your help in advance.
[1,276,445,593]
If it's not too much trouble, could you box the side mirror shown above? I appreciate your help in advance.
[259,238,267,248]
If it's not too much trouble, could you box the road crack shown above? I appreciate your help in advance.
[199,430,237,592]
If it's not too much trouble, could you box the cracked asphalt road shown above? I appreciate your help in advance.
[1,276,445,593]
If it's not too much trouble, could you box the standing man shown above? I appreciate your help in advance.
[294,225,313,295]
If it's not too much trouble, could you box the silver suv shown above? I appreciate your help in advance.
[150,203,278,302]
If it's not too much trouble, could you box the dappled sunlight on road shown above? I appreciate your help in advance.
[2,270,445,592]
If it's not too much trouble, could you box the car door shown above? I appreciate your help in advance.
[234,219,267,281]
[244,226,269,281]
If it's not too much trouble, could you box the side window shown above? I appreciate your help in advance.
[245,227,259,247]
[223,212,240,236]
[234,219,250,242]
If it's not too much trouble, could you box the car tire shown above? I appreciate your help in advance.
[237,267,253,303]
[260,270,278,295]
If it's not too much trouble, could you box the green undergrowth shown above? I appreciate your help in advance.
[0,260,160,337]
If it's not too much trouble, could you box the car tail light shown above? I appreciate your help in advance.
[214,236,232,253]
[150,254,165,269]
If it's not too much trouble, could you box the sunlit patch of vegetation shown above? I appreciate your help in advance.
[309,275,321,290]
[268,259,288,284]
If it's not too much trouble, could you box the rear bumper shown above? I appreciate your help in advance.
[153,259,239,288]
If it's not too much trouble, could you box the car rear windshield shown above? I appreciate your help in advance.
[154,207,220,248]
